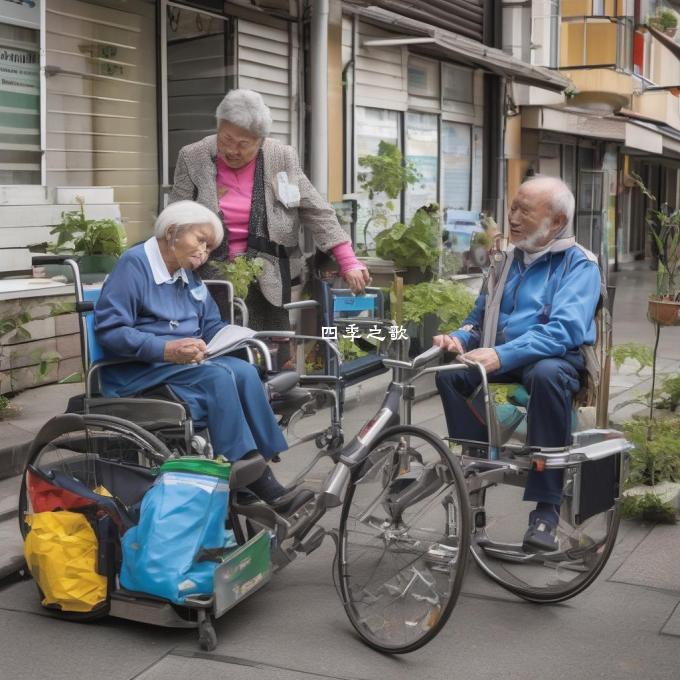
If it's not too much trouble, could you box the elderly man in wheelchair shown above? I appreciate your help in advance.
[434,176,602,554]
[93,200,311,515]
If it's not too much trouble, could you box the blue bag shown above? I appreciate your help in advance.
[120,458,233,604]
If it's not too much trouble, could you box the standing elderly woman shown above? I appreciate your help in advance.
[94,200,310,513]
[169,88,369,331]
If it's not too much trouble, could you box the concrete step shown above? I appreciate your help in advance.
[0,516,24,582]
[0,475,20,522]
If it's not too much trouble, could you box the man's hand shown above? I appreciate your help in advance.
[343,268,371,295]
[432,334,465,355]
[164,338,207,364]
[459,347,501,374]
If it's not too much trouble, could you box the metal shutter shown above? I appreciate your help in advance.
[343,18,408,111]
[237,18,295,145]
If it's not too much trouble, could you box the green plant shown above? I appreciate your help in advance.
[48,197,126,257]
[337,336,369,362]
[0,310,32,396]
[356,141,421,254]
[213,256,264,299]
[358,141,420,200]
[611,343,653,374]
[623,418,680,487]
[631,173,680,301]
[622,493,677,523]
[402,279,475,332]
[657,373,680,412]
[375,204,441,272]
[652,8,678,30]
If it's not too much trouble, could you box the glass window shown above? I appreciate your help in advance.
[404,111,438,220]
[442,64,473,105]
[407,56,439,99]
[167,5,236,185]
[0,21,40,184]
[442,122,471,212]
[354,106,400,252]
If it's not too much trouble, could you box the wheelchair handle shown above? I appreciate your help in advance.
[283,300,320,311]
[32,254,72,266]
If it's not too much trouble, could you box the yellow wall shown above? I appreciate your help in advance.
[328,5,344,203]
[561,0,629,18]
[560,20,617,67]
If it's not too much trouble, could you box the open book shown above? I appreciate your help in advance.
[205,325,258,358]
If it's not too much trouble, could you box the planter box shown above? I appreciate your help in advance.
[624,482,680,510]
[647,297,680,326]
[0,292,82,396]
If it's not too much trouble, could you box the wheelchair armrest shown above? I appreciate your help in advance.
[283,300,320,311]
[86,359,139,398]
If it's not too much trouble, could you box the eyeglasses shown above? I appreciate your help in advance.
[217,132,259,152]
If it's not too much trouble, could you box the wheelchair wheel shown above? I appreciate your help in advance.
[18,413,171,539]
[337,425,470,654]
[469,463,620,604]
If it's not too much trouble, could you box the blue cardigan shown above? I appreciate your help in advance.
[94,244,226,395]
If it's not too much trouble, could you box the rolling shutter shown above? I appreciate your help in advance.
[237,18,295,145]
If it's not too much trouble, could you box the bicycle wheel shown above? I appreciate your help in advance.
[19,413,170,539]
[469,459,621,604]
[337,425,470,653]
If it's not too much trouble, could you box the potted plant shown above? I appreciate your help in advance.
[651,8,678,36]
[45,196,126,281]
[356,141,421,256]
[399,278,475,356]
[631,175,680,326]
[375,203,442,283]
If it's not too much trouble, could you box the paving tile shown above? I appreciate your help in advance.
[610,523,680,593]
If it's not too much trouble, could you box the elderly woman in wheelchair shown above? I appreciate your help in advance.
[434,176,602,553]
[94,200,310,514]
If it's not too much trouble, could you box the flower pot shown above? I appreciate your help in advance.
[647,297,680,326]
[78,254,118,283]
[664,26,677,37]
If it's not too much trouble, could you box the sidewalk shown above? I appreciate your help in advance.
[0,267,679,679]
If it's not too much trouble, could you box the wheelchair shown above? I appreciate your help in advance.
[427,284,631,603]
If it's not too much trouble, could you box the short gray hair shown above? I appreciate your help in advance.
[216,89,272,138]
[154,200,223,246]
[523,176,575,234]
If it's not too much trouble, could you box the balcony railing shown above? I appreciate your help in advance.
[559,15,634,72]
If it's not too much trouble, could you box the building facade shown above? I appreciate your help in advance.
[1,0,572,279]
[503,0,680,269]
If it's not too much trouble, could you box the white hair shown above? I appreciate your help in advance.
[522,176,575,235]
[216,89,272,138]
[154,200,223,246]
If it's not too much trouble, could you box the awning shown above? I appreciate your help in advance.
[344,4,572,93]
[522,106,680,157]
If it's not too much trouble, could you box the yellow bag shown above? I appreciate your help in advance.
[24,511,107,613]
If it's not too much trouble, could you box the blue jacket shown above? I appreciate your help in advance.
[94,243,225,364]
[452,245,601,372]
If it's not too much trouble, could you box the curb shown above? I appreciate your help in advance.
[0,440,32,482]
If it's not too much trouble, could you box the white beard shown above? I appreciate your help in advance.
[515,218,552,254]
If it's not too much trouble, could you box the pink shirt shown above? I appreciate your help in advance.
[216,155,256,259]
[216,155,365,273]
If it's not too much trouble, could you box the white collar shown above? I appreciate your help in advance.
[144,237,189,285]
[520,236,576,266]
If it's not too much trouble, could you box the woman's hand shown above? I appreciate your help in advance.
[343,268,371,295]
[164,338,207,364]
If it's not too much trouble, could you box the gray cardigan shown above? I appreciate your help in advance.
[168,135,349,307]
